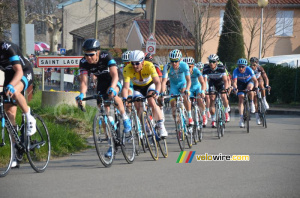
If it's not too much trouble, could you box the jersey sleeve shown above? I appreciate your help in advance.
[182,62,190,76]
[123,65,132,83]
[232,68,238,79]
[246,66,255,77]
[2,42,21,65]
[79,58,88,75]
[162,63,169,79]
[148,63,158,78]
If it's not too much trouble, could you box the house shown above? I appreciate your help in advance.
[57,0,143,51]
[70,11,144,55]
[133,0,300,63]
[126,19,195,62]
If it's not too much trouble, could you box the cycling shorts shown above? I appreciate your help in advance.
[237,80,254,96]
[208,80,225,93]
[96,79,122,103]
[133,81,156,98]
[4,67,34,103]
[190,85,202,97]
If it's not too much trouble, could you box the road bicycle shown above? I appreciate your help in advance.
[0,92,51,177]
[125,96,146,155]
[166,94,192,151]
[190,93,204,144]
[79,94,135,167]
[209,91,226,138]
[132,94,159,160]
[240,89,256,133]
[257,87,270,128]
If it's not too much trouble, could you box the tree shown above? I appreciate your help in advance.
[183,0,218,62]
[0,0,18,40]
[217,0,245,63]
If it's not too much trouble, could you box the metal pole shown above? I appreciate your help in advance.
[259,7,263,60]
[149,0,157,36]
[95,0,98,39]
[295,60,298,102]
[18,0,26,56]
[60,5,65,91]
[114,0,116,47]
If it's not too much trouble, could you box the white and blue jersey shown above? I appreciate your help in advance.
[190,67,203,97]
[233,66,255,83]
[162,62,190,95]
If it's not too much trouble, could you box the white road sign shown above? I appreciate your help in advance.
[146,34,156,54]
[37,56,82,68]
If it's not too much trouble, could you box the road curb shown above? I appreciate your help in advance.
[230,107,300,116]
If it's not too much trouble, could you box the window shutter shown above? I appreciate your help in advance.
[284,11,294,36]
[275,11,284,36]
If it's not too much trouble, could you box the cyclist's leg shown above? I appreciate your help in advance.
[237,81,247,127]
[246,81,255,113]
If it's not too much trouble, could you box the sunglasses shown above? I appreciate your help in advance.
[209,60,216,63]
[170,60,179,63]
[131,62,141,66]
[238,65,246,68]
[85,53,97,57]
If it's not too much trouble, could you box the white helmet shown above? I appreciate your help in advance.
[169,49,182,61]
[129,50,145,62]
[182,57,195,65]
[197,62,204,69]
[208,54,219,62]
[122,51,131,62]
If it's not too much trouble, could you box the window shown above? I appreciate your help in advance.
[220,10,225,35]
[276,11,294,36]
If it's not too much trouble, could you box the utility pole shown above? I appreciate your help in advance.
[18,0,26,56]
[149,0,157,36]
[114,0,116,47]
[95,0,99,39]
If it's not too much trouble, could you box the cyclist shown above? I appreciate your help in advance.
[183,57,207,126]
[75,39,131,157]
[161,49,193,126]
[0,41,36,168]
[232,58,259,128]
[198,62,211,120]
[250,57,270,110]
[145,52,163,82]
[122,50,167,138]
[203,54,230,128]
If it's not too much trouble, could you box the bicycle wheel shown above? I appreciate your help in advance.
[175,109,185,151]
[131,114,140,156]
[221,108,225,137]
[191,106,198,145]
[93,115,114,167]
[183,110,192,148]
[142,111,158,160]
[260,99,267,128]
[155,125,168,158]
[244,99,250,133]
[215,102,221,139]
[119,116,135,164]
[0,127,13,177]
[196,107,203,142]
[26,114,51,173]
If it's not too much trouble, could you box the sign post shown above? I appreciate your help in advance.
[37,56,82,91]
[146,34,157,54]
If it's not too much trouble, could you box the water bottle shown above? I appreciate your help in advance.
[108,116,117,130]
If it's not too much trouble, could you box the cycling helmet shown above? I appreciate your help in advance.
[169,49,182,61]
[82,38,100,51]
[129,50,145,62]
[208,54,219,62]
[144,52,153,62]
[182,57,195,65]
[250,57,259,63]
[237,58,248,65]
[198,62,204,69]
[122,51,131,62]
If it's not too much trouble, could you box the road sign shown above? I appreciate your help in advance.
[37,56,82,68]
[60,48,66,55]
[146,34,156,54]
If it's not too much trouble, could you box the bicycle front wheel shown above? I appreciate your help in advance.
[120,117,135,164]
[142,112,158,161]
[245,100,250,133]
[0,127,13,177]
[215,103,221,139]
[27,114,51,173]
[184,110,192,148]
[93,115,114,167]
[175,109,185,151]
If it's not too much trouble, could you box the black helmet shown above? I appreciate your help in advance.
[250,57,259,63]
[82,38,100,51]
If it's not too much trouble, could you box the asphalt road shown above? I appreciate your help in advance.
[1,110,300,198]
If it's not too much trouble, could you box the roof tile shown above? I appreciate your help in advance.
[136,19,195,46]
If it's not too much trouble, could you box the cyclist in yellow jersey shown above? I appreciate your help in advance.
[122,50,167,138]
